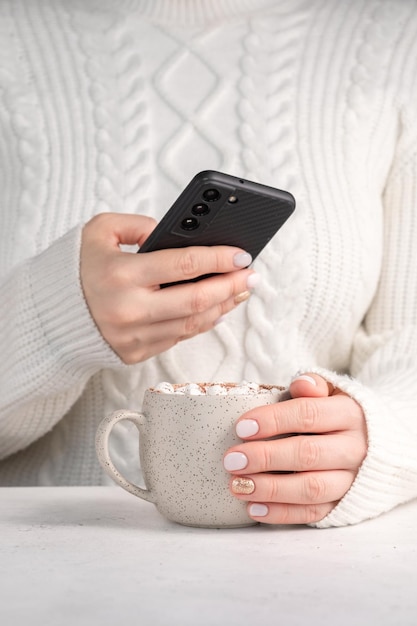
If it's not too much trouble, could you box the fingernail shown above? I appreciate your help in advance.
[234,252,252,268]
[232,477,255,495]
[236,419,259,438]
[223,451,248,471]
[234,291,251,304]
[246,273,261,289]
[292,374,317,386]
[249,503,269,517]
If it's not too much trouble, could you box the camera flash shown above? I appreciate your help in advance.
[228,195,238,204]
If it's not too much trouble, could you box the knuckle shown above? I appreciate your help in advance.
[277,504,293,525]
[266,478,282,502]
[297,436,321,469]
[106,298,149,329]
[212,248,227,273]
[296,398,320,432]
[84,212,116,238]
[85,212,107,230]
[105,258,131,288]
[190,285,211,314]
[218,299,233,317]
[177,249,201,277]
[270,404,285,433]
[302,474,328,503]
[304,504,326,524]
[111,341,134,364]
[259,442,275,471]
[121,352,139,366]
[356,434,368,464]
[119,337,147,365]
[183,314,200,336]
[104,301,137,327]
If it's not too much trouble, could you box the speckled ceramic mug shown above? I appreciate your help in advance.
[96,383,282,528]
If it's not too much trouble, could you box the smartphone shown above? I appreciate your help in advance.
[138,170,295,286]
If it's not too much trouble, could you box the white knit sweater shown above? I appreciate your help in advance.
[1,0,417,528]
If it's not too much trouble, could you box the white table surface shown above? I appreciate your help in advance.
[1,487,416,626]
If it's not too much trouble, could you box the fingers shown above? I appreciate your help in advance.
[224,384,368,525]
[230,469,355,525]
[81,212,260,363]
[235,393,364,440]
[85,214,254,285]
[246,502,336,525]
[106,289,253,364]
[224,432,365,473]
[135,245,253,287]
[91,268,258,363]
[129,269,259,324]
[230,470,356,505]
[83,213,158,248]
[289,373,334,398]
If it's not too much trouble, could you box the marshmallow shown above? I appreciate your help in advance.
[184,384,204,395]
[153,381,278,396]
[206,384,228,395]
[154,382,175,394]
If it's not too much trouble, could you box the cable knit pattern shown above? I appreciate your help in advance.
[1,0,417,528]
[237,3,311,381]
[0,2,50,264]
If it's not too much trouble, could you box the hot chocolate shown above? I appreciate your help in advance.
[152,381,282,396]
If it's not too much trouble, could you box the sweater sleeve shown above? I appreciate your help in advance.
[0,224,124,460]
[309,94,417,527]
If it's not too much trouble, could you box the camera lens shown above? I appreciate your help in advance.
[202,188,220,202]
[181,217,199,231]
[192,203,210,216]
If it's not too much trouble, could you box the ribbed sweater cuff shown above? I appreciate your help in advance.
[304,367,417,528]
[29,225,124,377]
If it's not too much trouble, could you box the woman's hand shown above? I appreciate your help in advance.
[80,213,258,364]
[224,374,368,524]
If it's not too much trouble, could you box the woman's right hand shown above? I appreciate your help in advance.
[80,213,258,364]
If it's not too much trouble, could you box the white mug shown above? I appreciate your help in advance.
[96,383,283,528]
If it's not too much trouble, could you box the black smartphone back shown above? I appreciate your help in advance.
[138,170,295,284]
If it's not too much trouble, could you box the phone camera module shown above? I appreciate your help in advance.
[192,203,210,216]
[181,217,200,231]
[202,188,221,202]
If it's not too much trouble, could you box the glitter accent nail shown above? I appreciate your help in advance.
[234,291,251,304]
[232,477,255,495]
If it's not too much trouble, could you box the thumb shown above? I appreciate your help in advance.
[289,373,333,399]
[84,213,158,249]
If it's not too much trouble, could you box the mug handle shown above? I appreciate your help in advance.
[95,409,156,503]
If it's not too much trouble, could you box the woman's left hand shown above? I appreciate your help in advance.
[223,373,368,524]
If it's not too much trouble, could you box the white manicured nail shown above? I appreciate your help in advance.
[292,375,317,386]
[249,503,269,517]
[246,273,261,289]
[223,452,248,471]
[234,252,252,268]
[236,419,259,438]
